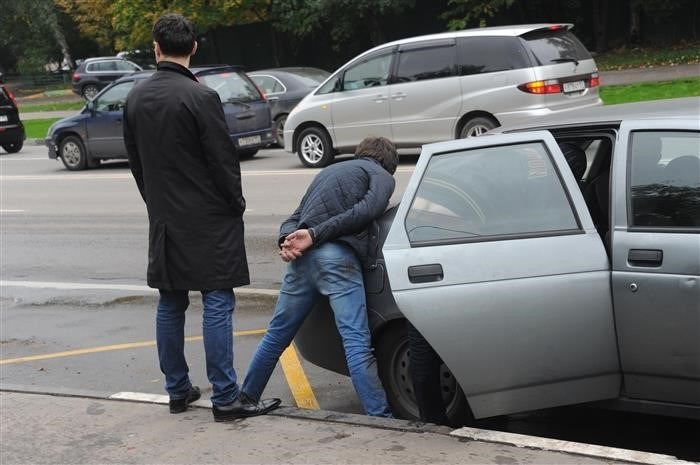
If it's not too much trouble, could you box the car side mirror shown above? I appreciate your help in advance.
[85,100,95,114]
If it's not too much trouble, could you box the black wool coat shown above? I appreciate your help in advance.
[123,61,249,290]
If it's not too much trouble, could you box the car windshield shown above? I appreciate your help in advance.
[520,28,592,65]
[199,71,262,103]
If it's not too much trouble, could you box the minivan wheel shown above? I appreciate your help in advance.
[2,140,23,153]
[274,114,287,147]
[60,135,87,171]
[297,126,334,168]
[376,323,472,426]
[82,84,99,100]
[459,116,497,138]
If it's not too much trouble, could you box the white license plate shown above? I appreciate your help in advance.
[563,80,586,93]
[238,135,261,147]
[0,115,7,122]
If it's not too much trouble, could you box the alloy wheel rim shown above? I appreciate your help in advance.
[466,124,489,137]
[84,86,98,99]
[301,134,323,163]
[62,142,81,166]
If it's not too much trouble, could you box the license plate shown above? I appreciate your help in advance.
[0,115,7,122]
[563,80,585,93]
[238,135,261,147]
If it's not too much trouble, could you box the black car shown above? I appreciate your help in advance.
[47,65,274,170]
[248,67,330,146]
[0,83,25,153]
[71,57,142,100]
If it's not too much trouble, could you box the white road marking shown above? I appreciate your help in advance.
[0,210,25,213]
[450,427,690,465]
[0,157,47,161]
[0,280,279,296]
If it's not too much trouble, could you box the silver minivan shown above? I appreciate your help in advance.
[284,23,601,167]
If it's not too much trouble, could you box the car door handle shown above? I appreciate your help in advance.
[392,92,407,101]
[408,264,443,283]
[372,94,387,103]
[628,249,663,267]
[267,96,279,102]
[236,112,254,120]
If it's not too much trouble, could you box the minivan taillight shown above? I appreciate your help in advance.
[589,73,600,87]
[518,80,562,94]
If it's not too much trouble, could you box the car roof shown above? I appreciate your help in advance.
[82,56,132,62]
[249,67,328,75]
[493,97,700,133]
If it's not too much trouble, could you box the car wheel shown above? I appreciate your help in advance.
[2,140,23,153]
[59,135,87,171]
[238,148,258,159]
[82,84,99,100]
[275,115,287,147]
[376,322,472,426]
[297,126,334,168]
[459,116,497,138]
[274,114,287,147]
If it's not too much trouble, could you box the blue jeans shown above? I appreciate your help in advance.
[242,242,392,417]
[156,289,239,407]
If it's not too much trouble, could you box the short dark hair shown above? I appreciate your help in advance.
[152,13,196,57]
[354,136,398,174]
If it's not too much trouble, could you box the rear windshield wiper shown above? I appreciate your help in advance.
[551,57,579,65]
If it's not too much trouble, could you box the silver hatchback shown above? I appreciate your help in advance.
[285,24,601,167]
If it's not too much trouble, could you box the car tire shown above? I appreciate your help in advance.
[238,148,258,159]
[82,84,99,100]
[375,322,472,426]
[274,114,287,147]
[59,135,87,171]
[297,126,334,168]
[2,140,23,153]
[459,116,497,138]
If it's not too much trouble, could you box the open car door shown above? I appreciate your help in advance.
[383,132,620,418]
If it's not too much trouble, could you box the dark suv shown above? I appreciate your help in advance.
[47,65,274,170]
[0,83,25,153]
[72,57,142,100]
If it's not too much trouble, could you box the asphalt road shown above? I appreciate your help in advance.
[1,145,698,461]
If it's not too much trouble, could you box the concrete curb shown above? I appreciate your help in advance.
[0,384,691,465]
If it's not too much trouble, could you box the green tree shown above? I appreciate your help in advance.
[271,0,416,51]
[111,0,271,50]
[442,0,514,30]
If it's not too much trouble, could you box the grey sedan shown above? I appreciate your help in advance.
[249,67,330,146]
[294,97,700,424]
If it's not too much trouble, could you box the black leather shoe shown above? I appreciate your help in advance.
[169,386,201,414]
[212,393,281,422]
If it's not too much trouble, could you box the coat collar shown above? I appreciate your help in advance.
[156,61,197,81]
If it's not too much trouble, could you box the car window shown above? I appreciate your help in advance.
[251,75,284,94]
[395,45,455,82]
[342,53,393,91]
[0,86,12,105]
[88,61,117,72]
[520,28,592,65]
[629,130,700,228]
[405,142,579,244]
[288,69,330,86]
[115,60,139,71]
[94,81,135,112]
[457,36,530,75]
[198,71,262,103]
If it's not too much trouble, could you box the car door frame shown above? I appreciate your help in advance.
[610,119,700,407]
[382,131,621,418]
[84,80,135,159]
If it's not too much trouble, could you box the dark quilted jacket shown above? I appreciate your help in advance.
[279,157,395,268]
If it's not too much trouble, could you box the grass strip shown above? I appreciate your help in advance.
[19,100,85,112]
[600,77,700,105]
[23,118,60,139]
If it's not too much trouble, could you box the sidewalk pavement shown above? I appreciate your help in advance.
[1,388,690,465]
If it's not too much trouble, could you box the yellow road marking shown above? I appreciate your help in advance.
[279,343,320,410]
[0,329,266,365]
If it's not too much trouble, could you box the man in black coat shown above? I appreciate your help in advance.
[123,13,279,422]
[240,136,397,417]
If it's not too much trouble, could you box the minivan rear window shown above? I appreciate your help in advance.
[457,36,530,75]
[520,29,592,66]
[199,71,262,103]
